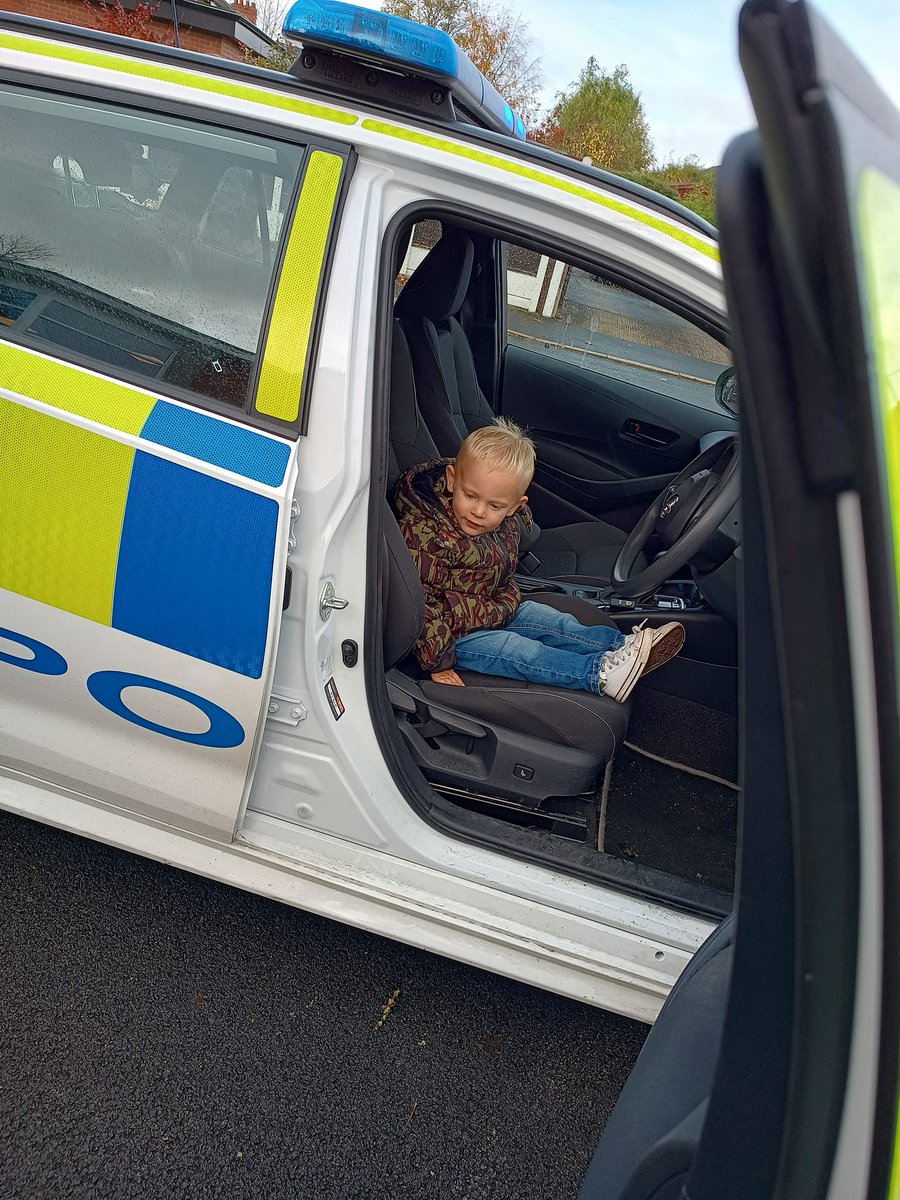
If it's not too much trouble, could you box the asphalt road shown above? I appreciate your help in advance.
[0,811,647,1200]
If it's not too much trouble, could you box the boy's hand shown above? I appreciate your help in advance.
[431,669,465,687]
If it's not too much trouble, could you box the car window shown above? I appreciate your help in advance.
[0,84,305,411]
[395,219,442,295]
[504,244,731,412]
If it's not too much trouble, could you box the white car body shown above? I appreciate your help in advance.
[0,20,726,1023]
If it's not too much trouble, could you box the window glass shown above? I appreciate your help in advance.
[0,85,304,409]
[505,247,731,411]
[395,219,442,296]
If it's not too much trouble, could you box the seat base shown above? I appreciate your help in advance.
[388,668,625,805]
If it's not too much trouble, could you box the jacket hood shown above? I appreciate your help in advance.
[394,457,533,537]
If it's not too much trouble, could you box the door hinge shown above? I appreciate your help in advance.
[287,499,301,554]
[266,694,308,726]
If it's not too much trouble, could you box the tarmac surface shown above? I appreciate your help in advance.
[0,810,647,1200]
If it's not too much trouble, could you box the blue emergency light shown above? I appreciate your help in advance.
[282,0,526,139]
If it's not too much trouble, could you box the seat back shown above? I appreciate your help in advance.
[393,231,540,553]
[389,320,441,483]
[395,227,493,455]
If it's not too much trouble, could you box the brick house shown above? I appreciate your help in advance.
[3,0,279,62]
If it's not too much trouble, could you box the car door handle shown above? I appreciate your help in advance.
[620,418,677,448]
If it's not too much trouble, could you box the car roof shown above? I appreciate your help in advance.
[0,10,716,240]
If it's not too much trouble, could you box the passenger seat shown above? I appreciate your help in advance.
[395,227,637,582]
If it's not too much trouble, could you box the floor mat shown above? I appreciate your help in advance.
[626,686,739,784]
[604,687,739,892]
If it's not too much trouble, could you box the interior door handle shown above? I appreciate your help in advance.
[620,418,677,448]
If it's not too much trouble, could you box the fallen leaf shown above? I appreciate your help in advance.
[375,987,402,1031]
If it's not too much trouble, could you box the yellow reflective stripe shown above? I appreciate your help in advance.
[362,119,720,262]
[0,399,132,624]
[858,168,900,1200]
[2,28,716,261]
[858,170,900,616]
[0,341,155,432]
[256,149,343,423]
[0,31,356,126]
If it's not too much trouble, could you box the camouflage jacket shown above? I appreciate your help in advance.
[394,458,531,672]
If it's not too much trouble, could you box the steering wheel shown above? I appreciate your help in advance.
[610,436,740,599]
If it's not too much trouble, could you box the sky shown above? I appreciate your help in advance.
[351,1,900,166]
[509,0,900,166]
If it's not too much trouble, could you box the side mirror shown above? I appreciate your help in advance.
[715,366,739,418]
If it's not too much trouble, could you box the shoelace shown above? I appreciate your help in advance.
[600,638,641,673]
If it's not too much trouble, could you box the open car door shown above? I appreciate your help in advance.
[578,2,900,1198]
[711,4,900,1196]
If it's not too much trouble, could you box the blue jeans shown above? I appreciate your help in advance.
[454,600,624,695]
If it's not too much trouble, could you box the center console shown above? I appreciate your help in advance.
[516,574,706,614]
[517,572,738,711]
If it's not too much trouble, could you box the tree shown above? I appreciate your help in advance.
[82,0,173,44]
[648,156,717,224]
[382,0,542,120]
[252,0,293,40]
[382,0,470,40]
[235,0,297,72]
[535,59,653,175]
[241,39,297,73]
[0,235,53,264]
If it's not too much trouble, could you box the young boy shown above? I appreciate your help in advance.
[394,418,685,703]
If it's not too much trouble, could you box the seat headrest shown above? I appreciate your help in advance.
[65,129,134,186]
[394,228,474,323]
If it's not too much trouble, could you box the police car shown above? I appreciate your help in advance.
[0,1,898,1196]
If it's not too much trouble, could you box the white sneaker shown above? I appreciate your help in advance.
[598,627,652,703]
[631,620,686,675]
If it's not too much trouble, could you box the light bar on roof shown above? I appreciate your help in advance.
[282,0,526,139]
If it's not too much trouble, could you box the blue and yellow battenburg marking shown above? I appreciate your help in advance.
[0,343,291,680]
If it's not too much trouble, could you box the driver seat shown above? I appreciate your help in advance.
[395,227,638,581]
[381,499,630,809]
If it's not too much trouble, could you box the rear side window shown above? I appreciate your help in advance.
[0,84,305,411]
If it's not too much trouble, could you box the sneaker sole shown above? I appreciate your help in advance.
[645,622,686,675]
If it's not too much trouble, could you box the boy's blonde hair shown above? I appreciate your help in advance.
[456,417,536,491]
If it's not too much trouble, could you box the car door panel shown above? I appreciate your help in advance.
[0,80,348,841]
[671,5,900,1198]
[501,344,736,518]
[0,352,299,840]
